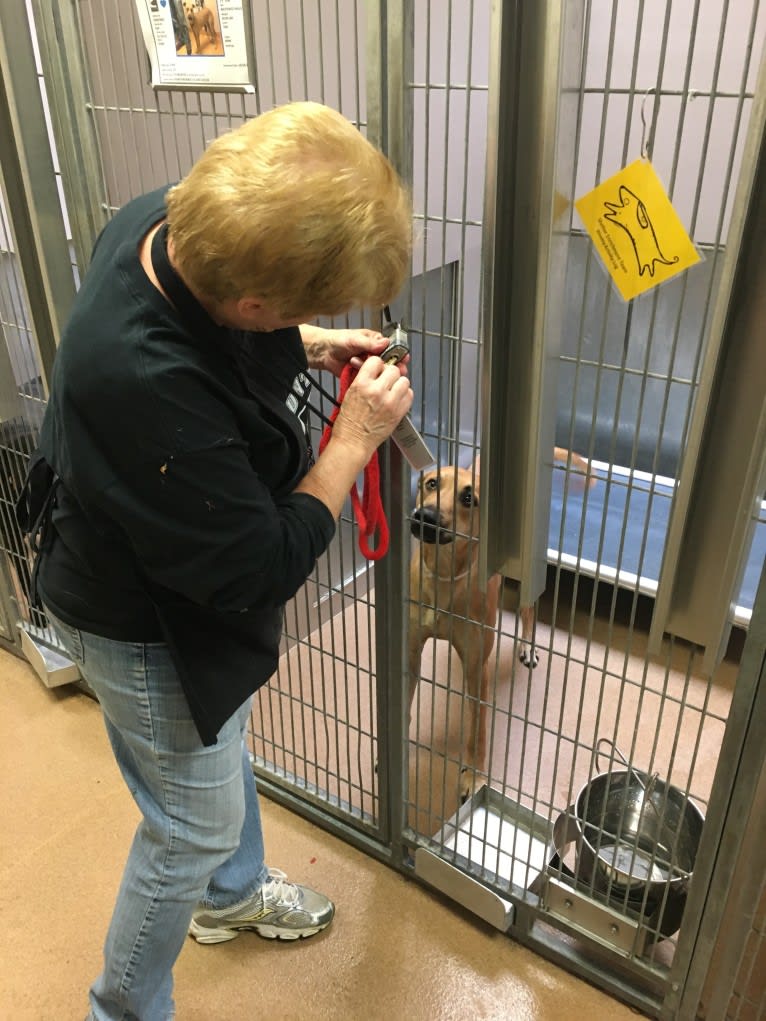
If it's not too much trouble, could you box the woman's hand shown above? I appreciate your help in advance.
[332,356,414,461]
[294,355,413,519]
[300,324,409,378]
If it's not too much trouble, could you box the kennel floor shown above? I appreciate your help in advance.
[3,643,646,1020]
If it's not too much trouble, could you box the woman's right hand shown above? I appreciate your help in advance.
[295,356,413,520]
[331,356,414,461]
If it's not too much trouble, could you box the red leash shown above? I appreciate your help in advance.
[318,364,389,560]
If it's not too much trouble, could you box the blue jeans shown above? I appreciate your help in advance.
[45,609,269,1021]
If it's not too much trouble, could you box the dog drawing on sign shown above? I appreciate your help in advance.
[408,449,592,797]
[183,1,217,55]
[603,185,679,278]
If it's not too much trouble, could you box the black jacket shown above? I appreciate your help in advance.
[27,187,335,744]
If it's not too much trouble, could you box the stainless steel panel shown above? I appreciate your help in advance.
[19,626,80,688]
[649,48,766,672]
[479,1,572,604]
[415,846,515,931]
[543,875,647,957]
[0,0,76,379]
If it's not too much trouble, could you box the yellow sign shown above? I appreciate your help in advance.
[575,159,700,301]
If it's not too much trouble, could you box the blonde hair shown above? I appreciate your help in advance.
[166,102,412,318]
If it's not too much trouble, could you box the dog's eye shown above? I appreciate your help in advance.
[424,477,439,491]
[460,486,477,507]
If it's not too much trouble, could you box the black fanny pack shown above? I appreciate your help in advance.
[15,447,279,745]
[15,450,59,608]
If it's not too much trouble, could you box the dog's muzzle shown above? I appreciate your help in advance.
[410,507,454,544]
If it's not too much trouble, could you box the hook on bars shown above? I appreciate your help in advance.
[640,87,656,160]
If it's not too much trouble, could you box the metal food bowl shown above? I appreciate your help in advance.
[574,768,704,902]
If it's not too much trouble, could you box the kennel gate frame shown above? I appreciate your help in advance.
[1,1,766,1012]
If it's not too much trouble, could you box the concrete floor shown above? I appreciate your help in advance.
[0,645,652,1020]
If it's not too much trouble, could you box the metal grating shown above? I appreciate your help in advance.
[74,0,369,211]
[403,0,765,1009]
[0,190,50,641]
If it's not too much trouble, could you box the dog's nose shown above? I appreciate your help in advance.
[411,506,451,544]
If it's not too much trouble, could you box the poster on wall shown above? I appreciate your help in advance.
[135,0,255,92]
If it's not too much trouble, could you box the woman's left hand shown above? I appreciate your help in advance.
[300,324,409,378]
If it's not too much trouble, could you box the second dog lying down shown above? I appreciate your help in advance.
[408,449,592,792]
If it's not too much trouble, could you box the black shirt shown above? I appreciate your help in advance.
[36,187,335,743]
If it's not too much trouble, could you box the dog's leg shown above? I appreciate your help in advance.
[407,618,427,729]
[453,623,491,802]
[372,612,424,778]
[518,604,539,668]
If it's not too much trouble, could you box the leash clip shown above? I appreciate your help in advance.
[381,305,409,364]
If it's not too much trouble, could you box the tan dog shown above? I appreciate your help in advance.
[408,449,592,794]
[183,1,217,54]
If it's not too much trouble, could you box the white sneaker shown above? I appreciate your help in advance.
[189,868,335,944]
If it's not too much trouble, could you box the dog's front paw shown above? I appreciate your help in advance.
[519,645,539,668]
[459,765,484,804]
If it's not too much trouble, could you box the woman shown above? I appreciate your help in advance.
[21,101,413,1020]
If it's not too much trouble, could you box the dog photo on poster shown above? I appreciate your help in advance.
[135,0,255,92]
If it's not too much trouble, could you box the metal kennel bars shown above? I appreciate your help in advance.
[1,0,766,1015]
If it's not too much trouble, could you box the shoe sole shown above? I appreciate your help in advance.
[189,919,327,944]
